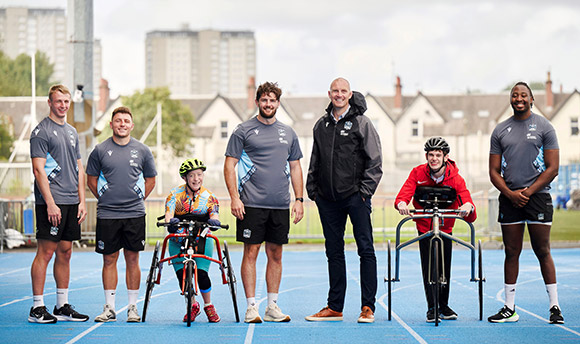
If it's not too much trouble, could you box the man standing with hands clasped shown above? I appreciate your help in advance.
[87,106,157,323]
[306,77,382,323]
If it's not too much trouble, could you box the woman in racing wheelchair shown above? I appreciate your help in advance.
[395,137,477,322]
[164,158,222,323]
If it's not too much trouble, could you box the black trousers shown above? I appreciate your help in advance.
[419,233,452,310]
[316,193,377,312]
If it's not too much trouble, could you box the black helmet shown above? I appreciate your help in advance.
[179,158,206,177]
[424,137,450,154]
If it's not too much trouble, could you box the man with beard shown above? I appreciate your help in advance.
[224,82,304,323]
[86,106,157,323]
[488,82,563,324]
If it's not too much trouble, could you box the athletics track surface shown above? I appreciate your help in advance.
[0,246,579,343]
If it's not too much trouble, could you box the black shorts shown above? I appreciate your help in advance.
[35,204,81,242]
[498,192,553,224]
[236,207,290,245]
[96,216,146,255]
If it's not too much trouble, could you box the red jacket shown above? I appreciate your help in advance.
[394,159,477,234]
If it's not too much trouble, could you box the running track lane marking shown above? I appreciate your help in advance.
[492,276,580,338]
[377,291,428,344]
[244,259,267,344]
[0,285,99,308]
[0,267,27,277]
[65,282,177,344]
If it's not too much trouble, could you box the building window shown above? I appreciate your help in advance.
[220,121,228,138]
[572,118,579,136]
[411,119,419,137]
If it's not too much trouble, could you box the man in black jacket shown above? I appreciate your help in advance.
[305,77,382,323]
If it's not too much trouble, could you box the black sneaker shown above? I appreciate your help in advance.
[488,305,519,323]
[440,306,458,320]
[426,308,440,323]
[53,304,89,322]
[549,305,564,324]
[28,306,57,323]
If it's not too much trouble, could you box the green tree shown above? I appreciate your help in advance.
[0,115,14,160]
[0,51,55,96]
[100,87,195,154]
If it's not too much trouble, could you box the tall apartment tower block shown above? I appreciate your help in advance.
[146,27,256,96]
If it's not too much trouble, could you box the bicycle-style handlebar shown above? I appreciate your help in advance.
[156,220,229,231]
[410,208,460,214]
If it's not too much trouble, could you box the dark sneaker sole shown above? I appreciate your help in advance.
[94,318,117,323]
[440,315,458,320]
[550,319,564,324]
[488,316,519,323]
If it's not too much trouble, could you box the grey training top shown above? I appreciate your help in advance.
[490,112,559,193]
[225,117,303,209]
[86,137,157,218]
[30,116,81,205]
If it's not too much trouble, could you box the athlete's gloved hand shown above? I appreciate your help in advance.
[168,217,180,233]
[207,218,221,230]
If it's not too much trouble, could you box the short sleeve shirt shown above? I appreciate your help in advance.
[30,117,81,205]
[86,137,157,218]
[225,117,303,209]
[165,185,219,241]
[490,112,559,192]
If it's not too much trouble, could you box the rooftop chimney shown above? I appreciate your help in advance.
[247,76,256,113]
[98,78,109,113]
[545,71,553,109]
[394,76,402,109]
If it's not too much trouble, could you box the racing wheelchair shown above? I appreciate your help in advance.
[141,215,240,326]
[385,186,485,326]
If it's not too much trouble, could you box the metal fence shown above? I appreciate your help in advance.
[1,192,496,251]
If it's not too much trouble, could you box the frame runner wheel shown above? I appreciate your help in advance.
[478,240,484,321]
[142,241,160,322]
[184,260,194,327]
[223,241,240,322]
[432,239,440,327]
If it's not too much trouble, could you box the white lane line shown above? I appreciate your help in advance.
[492,277,580,337]
[66,288,178,344]
[0,285,100,308]
[244,259,267,344]
[377,293,427,344]
[0,267,28,277]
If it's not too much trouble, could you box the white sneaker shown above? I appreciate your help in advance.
[264,303,291,322]
[127,304,141,323]
[244,305,262,323]
[94,304,116,322]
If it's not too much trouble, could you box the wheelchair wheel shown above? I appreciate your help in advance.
[387,240,392,321]
[142,241,160,322]
[184,260,194,327]
[432,240,440,327]
[478,240,484,321]
[223,241,240,322]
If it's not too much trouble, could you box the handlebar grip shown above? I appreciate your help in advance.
[221,224,229,230]
[156,221,169,227]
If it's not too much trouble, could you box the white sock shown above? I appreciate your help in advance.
[267,293,278,306]
[546,283,559,308]
[504,283,516,310]
[128,289,139,306]
[104,290,116,309]
[247,297,256,308]
[33,295,44,308]
[56,289,68,309]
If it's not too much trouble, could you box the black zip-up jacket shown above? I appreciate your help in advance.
[306,91,383,201]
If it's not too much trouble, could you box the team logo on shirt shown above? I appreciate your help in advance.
[254,129,260,135]
[528,123,537,131]
[278,129,286,136]
[344,121,352,130]
[98,240,105,250]
[107,150,113,156]
[243,228,251,238]
[129,159,139,167]
[50,226,59,236]
[526,133,537,140]
[53,130,58,136]
[279,137,288,144]
[507,127,512,133]
[68,130,76,148]
[34,128,40,136]
[131,150,138,159]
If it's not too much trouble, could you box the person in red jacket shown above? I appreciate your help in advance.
[395,136,477,322]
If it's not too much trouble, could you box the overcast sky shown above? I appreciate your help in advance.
[3,0,580,98]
